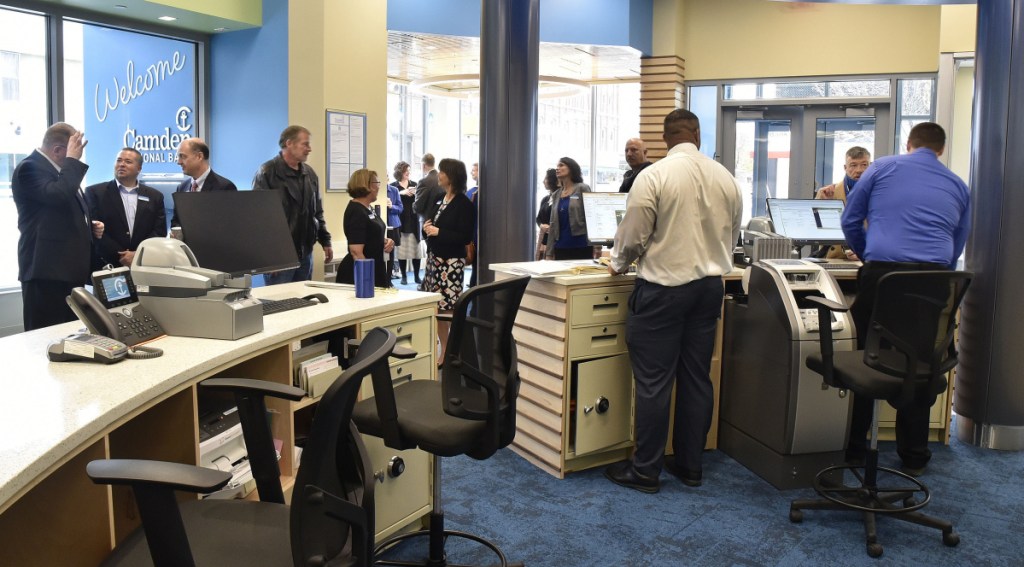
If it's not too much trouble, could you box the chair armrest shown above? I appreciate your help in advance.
[87,459,230,493]
[806,295,849,313]
[201,377,306,401]
[436,312,453,322]
[348,339,418,360]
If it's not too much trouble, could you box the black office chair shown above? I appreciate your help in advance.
[352,275,531,567]
[789,270,972,558]
[86,327,400,567]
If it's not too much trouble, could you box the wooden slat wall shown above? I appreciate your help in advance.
[640,56,686,161]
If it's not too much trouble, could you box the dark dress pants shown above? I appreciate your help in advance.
[846,260,948,468]
[626,276,724,476]
[22,279,78,331]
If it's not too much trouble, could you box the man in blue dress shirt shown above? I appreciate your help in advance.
[841,121,971,476]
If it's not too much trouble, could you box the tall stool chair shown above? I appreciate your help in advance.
[789,270,971,558]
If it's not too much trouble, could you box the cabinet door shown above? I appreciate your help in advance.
[362,435,431,536]
[573,354,633,456]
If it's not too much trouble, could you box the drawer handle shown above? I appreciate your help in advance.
[590,334,618,348]
[396,325,403,334]
[592,303,619,315]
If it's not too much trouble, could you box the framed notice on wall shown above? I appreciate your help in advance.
[325,109,367,192]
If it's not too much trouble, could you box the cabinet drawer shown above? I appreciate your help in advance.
[568,323,627,359]
[570,291,630,327]
[362,312,433,360]
[361,355,433,399]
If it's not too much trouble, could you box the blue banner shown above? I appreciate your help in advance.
[83,26,197,174]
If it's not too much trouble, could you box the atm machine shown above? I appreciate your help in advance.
[719,259,856,489]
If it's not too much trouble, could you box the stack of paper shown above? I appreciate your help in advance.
[292,340,341,398]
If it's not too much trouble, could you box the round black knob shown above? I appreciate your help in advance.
[596,396,610,414]
[388,456,405,478]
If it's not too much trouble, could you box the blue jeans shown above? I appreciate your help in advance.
[264,253,313,285]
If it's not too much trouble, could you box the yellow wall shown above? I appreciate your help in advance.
[288,1,389,272]
[652,0,686,58]
[150,0,262,27]
[939,5,977,54]
[672,0,942,80]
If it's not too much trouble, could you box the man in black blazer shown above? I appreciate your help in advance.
[85,148,167,268]
[12,122,105,331]
[412,153,443,220]
[169,137,237,228]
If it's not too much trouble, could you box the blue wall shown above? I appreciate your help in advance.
[209,0,289,189]
[387,0,652,55]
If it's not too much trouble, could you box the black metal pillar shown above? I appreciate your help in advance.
[955,0,1024,450]
[478,0,539,285]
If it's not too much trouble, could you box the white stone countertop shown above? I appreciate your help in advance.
[0,282,439,513]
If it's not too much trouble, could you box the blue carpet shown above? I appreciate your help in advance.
[390,420,1024,566]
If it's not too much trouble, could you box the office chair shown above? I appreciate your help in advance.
[351,275,531,567]
[789,270,971,558]
[86,327,400,567]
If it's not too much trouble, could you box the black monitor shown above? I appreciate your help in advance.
[581,192,628,247]
[172,190,300,277]
[766,198,847,246]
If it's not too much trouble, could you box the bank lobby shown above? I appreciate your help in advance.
[2,1,1023,566]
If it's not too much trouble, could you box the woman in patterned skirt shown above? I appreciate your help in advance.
[391,161,421,285]
[421,158,476,348]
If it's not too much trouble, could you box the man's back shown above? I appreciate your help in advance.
[618,143,742,285]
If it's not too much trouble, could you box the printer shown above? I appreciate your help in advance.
[198,399,255,500]
[130,237,263,340]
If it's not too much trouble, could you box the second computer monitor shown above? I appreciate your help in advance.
[581,192,628,247]
[766,198,847,246]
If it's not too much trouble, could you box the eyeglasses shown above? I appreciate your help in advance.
[370,180,382,186]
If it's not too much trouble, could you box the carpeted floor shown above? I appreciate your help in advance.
[382,420,1024,566]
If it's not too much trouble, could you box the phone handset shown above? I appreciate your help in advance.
[64,288,163,360]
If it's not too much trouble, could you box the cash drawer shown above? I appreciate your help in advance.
[570,290,630,327]
[567,323,628,359]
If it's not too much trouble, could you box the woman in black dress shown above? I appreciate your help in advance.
[392,161,421,285]
[422,158,475,312]
[535,168,558,260]
[338,169,394,288]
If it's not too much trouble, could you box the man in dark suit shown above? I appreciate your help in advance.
[169,137,237,228]
[412,153,442,220]
[85,147,167,268]
[13,122,105,331]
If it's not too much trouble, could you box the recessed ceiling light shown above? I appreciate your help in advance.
[214,27,228,32]
[158,16,177,21]
[114,4,127,9]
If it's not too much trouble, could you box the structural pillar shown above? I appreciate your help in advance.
[955,0,1024,450]
[478,0,539,285]
[639,56,685,160]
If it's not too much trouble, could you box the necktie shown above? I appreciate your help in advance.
[191,180,199,192]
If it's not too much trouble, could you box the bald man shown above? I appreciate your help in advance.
[619,138,653,193]
[170,137,237,228]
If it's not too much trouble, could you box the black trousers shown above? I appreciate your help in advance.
[22,279,78,331]
[847,260,948,468]
[626,276,724,476]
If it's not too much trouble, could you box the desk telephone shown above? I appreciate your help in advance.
[48,267,165,363]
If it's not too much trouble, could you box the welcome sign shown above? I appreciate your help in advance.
[83,25,197,177]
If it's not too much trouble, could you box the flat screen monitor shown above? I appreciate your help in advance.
[582,192,628,246]
[766,198,847,246]
[173,190,300,277]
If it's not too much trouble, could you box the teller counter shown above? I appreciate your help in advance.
[0,282,440,566]
[491,261,952,480]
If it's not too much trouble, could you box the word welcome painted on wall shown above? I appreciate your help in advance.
[93,52,189,123]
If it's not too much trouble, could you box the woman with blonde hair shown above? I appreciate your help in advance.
[338,168,394,288]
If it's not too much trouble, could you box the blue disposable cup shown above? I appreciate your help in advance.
[354,259,375,298]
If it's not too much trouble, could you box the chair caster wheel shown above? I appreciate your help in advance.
[943,531,960,547]
[867,542,883,558]
[789,509,802,523]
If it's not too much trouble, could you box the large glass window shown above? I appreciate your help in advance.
[0,8,47,291]
[896,78,935,153]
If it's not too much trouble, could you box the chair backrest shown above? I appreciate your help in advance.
[441,275,530,460]
[863,270,972,405]
[290,327,396,567]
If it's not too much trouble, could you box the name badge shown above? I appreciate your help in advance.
[570,195,580,200]
[138,195,150,202]
[368,213,376,219]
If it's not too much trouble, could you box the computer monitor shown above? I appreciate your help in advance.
[581,192,628,246]
[173,190,300,277]
[766,198,847,246]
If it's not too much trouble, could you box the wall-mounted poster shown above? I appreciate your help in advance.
[326,109,367,192]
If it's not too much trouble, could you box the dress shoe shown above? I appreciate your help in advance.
[604,461,659,494]
[900,463,927,477]
[663,458,702,487]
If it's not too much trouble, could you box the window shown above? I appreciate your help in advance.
[1,51,20,101]
[896,78,935,153]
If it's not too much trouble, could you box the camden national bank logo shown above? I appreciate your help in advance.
[94,51,188,123]
[122,107,193,163]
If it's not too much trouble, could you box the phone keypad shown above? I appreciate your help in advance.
[112,309,164,343]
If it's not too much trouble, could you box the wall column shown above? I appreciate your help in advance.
[639,56,685,160]
[478,0,540,285]
[955,0,1024,450]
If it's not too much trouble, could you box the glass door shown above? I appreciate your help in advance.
[721,106,801,225]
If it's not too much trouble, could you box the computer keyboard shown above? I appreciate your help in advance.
[820,263,860,271]
[260,296,316,315]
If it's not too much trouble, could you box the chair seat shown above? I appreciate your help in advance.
[807,350,948,404]
[353,380,487,457]
[101,499,297,567]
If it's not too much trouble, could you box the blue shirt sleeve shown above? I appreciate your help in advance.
[841,164,874,258]
[950,181,971,269]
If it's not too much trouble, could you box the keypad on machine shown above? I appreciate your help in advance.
[113,311,162,340]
